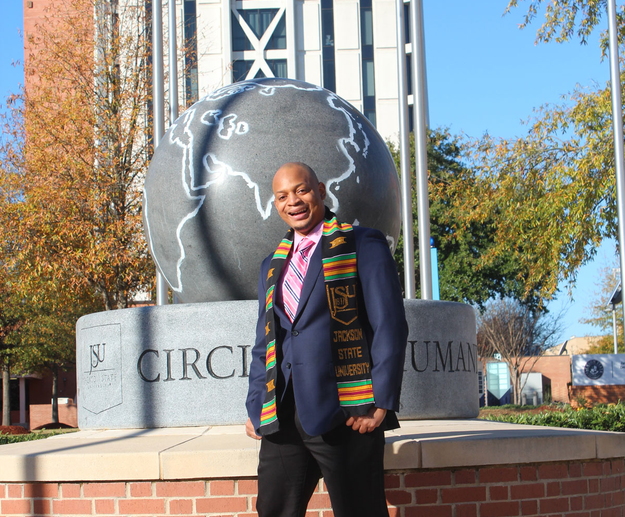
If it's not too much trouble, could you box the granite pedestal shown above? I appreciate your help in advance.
[76,299,477,429]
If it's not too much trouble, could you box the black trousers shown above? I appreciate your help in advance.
[256,389,389,517]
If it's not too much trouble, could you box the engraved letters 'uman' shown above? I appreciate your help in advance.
[408,340,478,373]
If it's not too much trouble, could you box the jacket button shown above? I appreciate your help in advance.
[286,363,292,369]
[291,330,299,336]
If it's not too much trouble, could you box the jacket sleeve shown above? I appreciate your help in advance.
[245,255,272,432]
[355,227,408,412]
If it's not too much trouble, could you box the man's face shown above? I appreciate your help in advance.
[272,164,327,236]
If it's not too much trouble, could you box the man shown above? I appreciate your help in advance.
[246,162,408,517]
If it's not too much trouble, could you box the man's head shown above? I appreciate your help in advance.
[272,162,327,236]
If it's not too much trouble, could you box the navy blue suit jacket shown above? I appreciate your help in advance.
[246,225,408,437]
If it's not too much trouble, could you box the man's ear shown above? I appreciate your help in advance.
[318,182,327,200]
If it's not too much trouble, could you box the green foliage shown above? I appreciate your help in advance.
[585,335,625,353]
[0,430,72,446]
[496,404,537,410]
[459,74,619,305]
[9,279,102,375]
[389,129,547,309]
[394,3,625,309]
[577,255,624,353]
[0,278,23,368]
[505,0,613,51]
[482,402,625,432]
[0,433,49,445]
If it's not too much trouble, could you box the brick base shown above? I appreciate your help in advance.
[1,459,623,516]
[569,385,625,407]
[28,403,78,430]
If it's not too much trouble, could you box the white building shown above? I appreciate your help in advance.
[176,0,409,141]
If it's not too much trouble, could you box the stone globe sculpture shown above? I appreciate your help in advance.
[143,78,401,303]
[76,78,479,430]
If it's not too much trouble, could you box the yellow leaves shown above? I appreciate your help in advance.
[506,0,607,48]
[459,76,616,303]
[0,0,154,312]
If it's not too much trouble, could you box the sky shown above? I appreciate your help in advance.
[0,4,23,105]
[423,2,615,342]
[0,2,619,340]
[423,2,609,140]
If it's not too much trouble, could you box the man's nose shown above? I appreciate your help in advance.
[287,192,301,204]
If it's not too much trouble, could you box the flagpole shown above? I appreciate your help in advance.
[168,0,179,124]
[396,0,416,299]
[607,0,625,333]
[153,0,169,306]
[409,0,432,299]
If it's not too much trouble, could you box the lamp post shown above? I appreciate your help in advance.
[609,283,622,354]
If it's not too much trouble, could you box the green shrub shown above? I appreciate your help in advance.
[0,433,48,445]
[482,402,625,432]
[0,430,75,445]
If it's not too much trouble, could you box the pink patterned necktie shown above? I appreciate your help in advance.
[282,238,314,322]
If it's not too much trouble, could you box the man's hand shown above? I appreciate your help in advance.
[345,407,387,434]
[245,418,262,440]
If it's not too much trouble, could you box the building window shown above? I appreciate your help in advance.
[232,9,286,51]
[232,60,254,82]
[232,59,287,82]
[184,0,198,104]
[267,59,287,77]
[406,54,412,97]
[404,2,411,45]
[363,60,375,97]
[361,6,373,47]
[231,7,287,82]
[321,0,335,92]
[360,0,375,126]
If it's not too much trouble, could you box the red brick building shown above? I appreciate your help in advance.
[0,370,77,429]
[521,355,572,404]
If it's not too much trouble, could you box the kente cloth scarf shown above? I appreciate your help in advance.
[259,207,374,435]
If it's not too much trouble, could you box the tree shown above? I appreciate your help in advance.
[389,129,545,309]
[0,280,23,427]
[440,1,625,307]
[0,0,155,423]
[0,94,27,426]
[580,254,625,353]
[453,71,619,305]
[478,298,562,404]
[12,0,154,312]
[505,0,621,50]
[12,283,100,424]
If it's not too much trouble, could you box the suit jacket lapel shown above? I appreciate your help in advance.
[293,243,322,323]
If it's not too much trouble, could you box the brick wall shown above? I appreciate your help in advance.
[520,355,572,404]
[1,459,623,516]
[28,403,77,430]
[569,385,625,407]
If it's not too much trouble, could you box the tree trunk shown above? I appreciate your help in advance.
[51,364,59,424]
[511,368,521,405]
[2,363,11,426]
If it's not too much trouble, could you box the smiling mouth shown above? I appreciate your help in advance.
[289,208,308,218]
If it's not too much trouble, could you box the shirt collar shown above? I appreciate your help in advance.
[293,219,323,250]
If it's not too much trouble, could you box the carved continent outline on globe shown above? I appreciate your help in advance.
[143,78,401,303]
